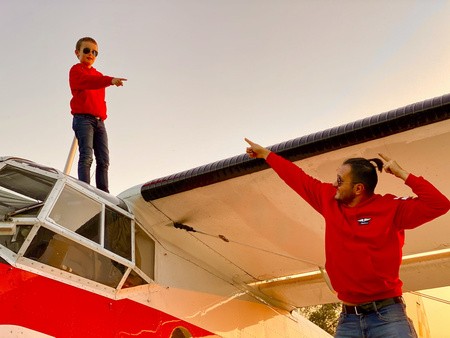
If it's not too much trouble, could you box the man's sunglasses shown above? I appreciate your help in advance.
[82,48,98,57]
[337,176,356,186]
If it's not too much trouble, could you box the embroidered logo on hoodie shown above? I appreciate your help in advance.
[357,218,372,226]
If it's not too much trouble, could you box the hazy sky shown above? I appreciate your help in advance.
[1,0,449,195]
[1,0,450,334]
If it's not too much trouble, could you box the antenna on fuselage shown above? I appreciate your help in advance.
[64,136,78,175]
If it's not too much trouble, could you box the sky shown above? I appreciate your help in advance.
[1,0,450,334]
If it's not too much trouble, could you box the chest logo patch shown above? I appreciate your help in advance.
[357,218,372,226]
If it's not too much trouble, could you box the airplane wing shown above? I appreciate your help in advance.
[120,93,450,308]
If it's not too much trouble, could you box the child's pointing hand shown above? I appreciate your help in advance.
[112,78,127,87]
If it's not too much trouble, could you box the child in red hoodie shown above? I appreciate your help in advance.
[69,37,126,192]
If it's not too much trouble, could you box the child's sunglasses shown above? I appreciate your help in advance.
[82,48,98,57]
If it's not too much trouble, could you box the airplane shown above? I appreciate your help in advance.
[0,92,449,337]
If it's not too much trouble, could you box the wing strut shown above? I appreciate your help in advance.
[64,136,78,175]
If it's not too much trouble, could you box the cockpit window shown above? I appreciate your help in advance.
[123,269,147,289]
[105,206,132,261]
[49,186,135,263]
[0,165,55,218]
[135,224,155,280]
[0,224,33,254]
[24,226,127,288]
[49,185,102,244]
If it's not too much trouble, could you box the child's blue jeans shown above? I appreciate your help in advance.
[72,114,109,193]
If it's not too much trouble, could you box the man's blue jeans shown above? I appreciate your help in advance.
[335,303,417,337]
[72,114,109,193]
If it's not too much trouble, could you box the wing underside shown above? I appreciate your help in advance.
[121,93,450,308]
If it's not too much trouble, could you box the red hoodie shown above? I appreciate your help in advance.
[69,63,114,120]
[266,152,450,303]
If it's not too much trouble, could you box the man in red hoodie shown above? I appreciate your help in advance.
[70,37,126,193]
[245,138,450,337]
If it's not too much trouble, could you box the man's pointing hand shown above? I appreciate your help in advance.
[378,153,409,181]
[245,138,271,160]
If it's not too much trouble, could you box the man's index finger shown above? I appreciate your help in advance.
[378,152,391,162]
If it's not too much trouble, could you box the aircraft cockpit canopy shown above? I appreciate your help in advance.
[0,157,155,298]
